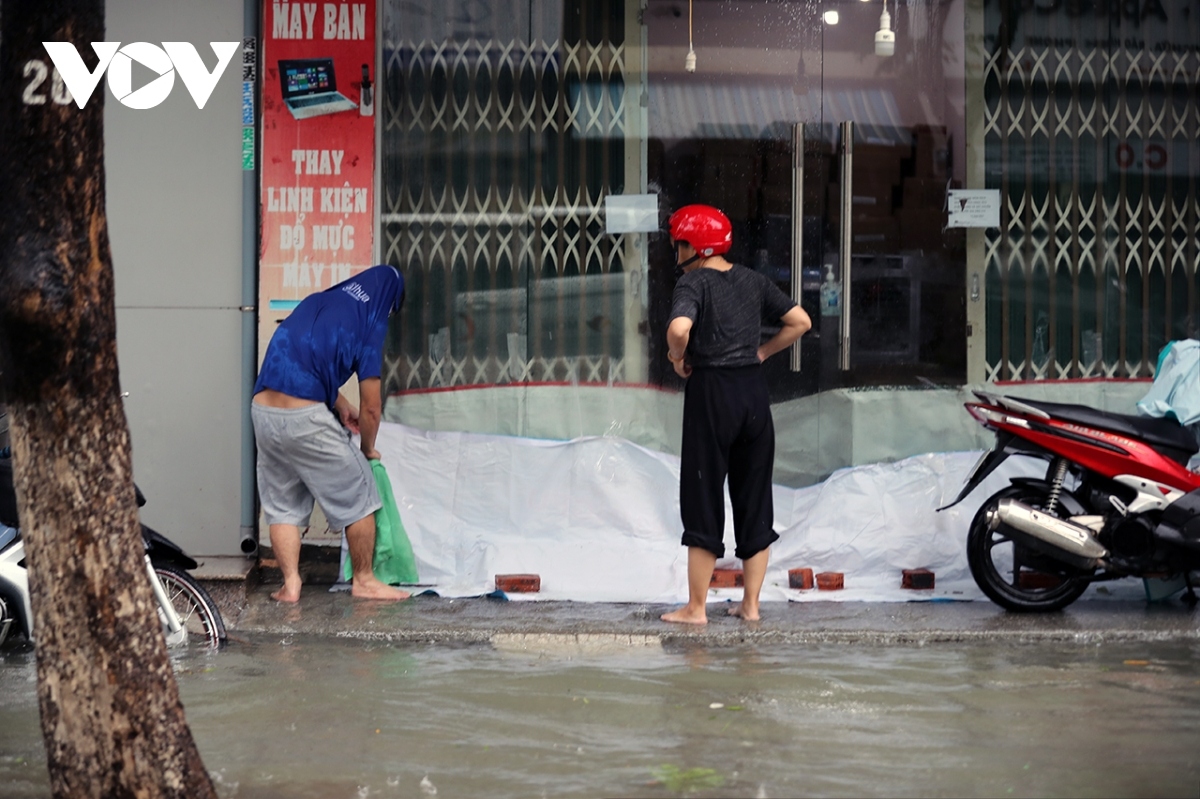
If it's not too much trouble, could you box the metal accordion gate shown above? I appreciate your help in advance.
[983,3,1200,382]
[378,0,634,395]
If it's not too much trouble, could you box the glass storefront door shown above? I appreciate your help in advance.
[646,0,968,482]
[806,119,966,390]
[378,0,973,485]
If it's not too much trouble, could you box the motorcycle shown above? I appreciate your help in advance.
[0,452,226,648]
[941,391,1200,612]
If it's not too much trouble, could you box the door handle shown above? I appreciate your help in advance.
[790,122,803,373]
[839,120,853,371]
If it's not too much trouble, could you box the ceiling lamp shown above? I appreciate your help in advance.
[875,0,895,57]
[685,0,697,71]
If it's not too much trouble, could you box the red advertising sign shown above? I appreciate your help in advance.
[259,0,375,338]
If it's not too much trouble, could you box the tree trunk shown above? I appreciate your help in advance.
[0,2,217,796]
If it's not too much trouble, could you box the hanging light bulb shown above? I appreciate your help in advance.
[685,0,697,71]
[875,0,895,57]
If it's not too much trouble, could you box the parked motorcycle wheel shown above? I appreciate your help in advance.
[153,564,226,648]
[967,485,1092,612]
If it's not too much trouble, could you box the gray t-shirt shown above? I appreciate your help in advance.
[669,265,798,368]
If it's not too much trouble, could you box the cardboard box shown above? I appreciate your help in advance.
[851,142,910,186]
[901,177,947,211]
[913,124,949,179]
[897,208,945,252]
[848,216,900,254]
[828,180,894,217]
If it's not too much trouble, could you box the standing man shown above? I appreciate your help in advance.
[252,264,410,603]
[661,205,811,625]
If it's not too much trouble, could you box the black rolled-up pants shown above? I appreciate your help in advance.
[679,364,779,560]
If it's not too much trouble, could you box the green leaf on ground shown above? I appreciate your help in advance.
[651,764,725,795]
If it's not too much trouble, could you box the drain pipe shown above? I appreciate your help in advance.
[239,0,260,556]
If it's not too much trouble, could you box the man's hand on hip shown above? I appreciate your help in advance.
[335,393,361,433]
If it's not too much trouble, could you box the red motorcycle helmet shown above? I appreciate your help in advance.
[668,204,732,257]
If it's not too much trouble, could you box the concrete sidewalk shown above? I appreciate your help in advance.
[227,582,1200,647]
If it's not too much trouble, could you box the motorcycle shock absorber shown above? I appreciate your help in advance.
[1045,458,1069,515]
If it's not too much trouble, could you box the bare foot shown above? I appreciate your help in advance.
[661,606,707,625]
[351,577,411,601]
[727,602,760,621]
[270,579,302,603]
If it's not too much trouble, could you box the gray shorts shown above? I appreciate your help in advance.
[251,403,381,531]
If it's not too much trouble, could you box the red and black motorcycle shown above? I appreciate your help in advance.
[941,391,1200,612]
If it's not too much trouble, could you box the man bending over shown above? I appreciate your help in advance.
[252,264,410,603]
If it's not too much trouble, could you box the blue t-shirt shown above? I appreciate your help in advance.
[254,265,404,409]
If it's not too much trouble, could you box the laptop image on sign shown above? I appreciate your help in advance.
[279,58,357,119]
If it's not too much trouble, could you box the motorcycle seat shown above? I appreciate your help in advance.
[1013,396,1199,465]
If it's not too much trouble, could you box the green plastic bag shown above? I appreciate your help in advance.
[343,460,419,585]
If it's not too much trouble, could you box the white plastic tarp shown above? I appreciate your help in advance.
[350,422,1146,603]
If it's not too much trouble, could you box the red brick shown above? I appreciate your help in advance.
[788,568,814,590]
[901,568,935,590]
[495,574,540,593]
[816,572,844,590]
[1017,571,1063,590]
[710,569,744,588]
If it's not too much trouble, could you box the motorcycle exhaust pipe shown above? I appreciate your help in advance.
[987,498,1108,566]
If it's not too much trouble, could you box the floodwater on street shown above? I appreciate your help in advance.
[1,635,1199,798]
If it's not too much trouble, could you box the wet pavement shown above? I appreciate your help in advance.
[229,583,1200,648]
[7,581,1200,797]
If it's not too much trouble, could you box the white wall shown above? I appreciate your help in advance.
[106,0,247,555]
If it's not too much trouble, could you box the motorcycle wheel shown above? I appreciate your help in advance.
[966,484,1092,612]
[153,564,227,648]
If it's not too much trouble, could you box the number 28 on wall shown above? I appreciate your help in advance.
[22,61,73,106]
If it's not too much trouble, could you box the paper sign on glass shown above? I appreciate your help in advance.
[947,190,1001,228]
[605,194,659,234]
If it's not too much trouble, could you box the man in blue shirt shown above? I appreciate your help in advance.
[252,265,410,603]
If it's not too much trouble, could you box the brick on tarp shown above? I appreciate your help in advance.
[710,569,744,588]
[788,568,814,590]
[815,572,844,590]
[901,568,936,590]
[495,574,541,593]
